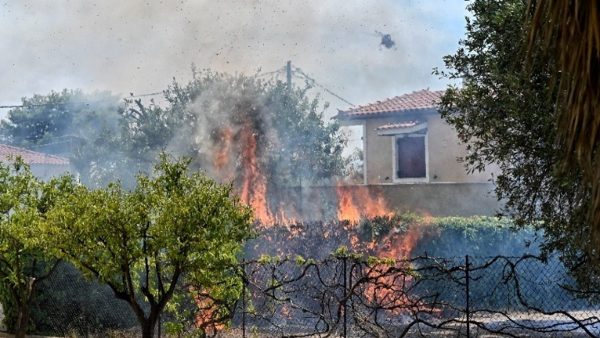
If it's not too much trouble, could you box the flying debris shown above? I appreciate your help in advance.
[376,31,396,49]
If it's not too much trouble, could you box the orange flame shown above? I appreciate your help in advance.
[238,124,273,225]
[192,290,225,335]
[336,186,393,223]
[376,226,422,260]
[213,127,234,180]
[210,127,395,226]
[362,225,434,315]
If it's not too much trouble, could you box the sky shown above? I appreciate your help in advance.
[0,0,467,117]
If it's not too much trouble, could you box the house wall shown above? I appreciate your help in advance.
[362,113,496,185]
[283,183,500,217]
[373,183,499,216]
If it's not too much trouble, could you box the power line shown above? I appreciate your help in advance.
[0,64,354,109]
[255,67,285,78]
[127,91,163,98]
[258,63,355,107]
[0,91,165,110]
[291,66,355,107]
[0,103,55,109]
[28,139,76,149]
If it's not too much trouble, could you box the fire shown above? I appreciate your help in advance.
[192,290,225,335]
[209,125,395,227]
[211,124,278,225]
[337,188,361,222]
[203,109,437,330]
[213,127,234,179]
[336,186,393,223]
[238,124,273,225]
[376,226,422,260]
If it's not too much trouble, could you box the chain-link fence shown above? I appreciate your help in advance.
[5,255,600,337]
[233,255,600,337]
[27,262,138,336]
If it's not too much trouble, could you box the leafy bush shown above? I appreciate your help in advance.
[251,213,540,260]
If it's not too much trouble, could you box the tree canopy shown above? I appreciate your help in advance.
[44,155,253,337]
[0,89,123,185]
[119,69,348,187]
[1,70,349,190]
[436,0,594,282]
[0,159,62,337]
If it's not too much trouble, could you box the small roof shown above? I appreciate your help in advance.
[375,120,428,136]
[336,89,443,119]
[375,121,422,131]
[0,144,69,165]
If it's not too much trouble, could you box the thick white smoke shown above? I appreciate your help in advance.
[0,0,466,114]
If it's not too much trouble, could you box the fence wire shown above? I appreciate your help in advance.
[5,255,600,337]
[231,255,600,338]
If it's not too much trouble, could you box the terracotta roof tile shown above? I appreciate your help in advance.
[0,144,69,165]
[375,121,422,131]
[336,89,443,119]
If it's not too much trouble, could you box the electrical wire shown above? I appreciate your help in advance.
[0,64,354,109]
[292,66,355,107]
[0,91,164,109]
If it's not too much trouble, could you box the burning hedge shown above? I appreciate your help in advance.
[248,213,538,260]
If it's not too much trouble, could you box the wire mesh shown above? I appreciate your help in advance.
[2,255,600,337]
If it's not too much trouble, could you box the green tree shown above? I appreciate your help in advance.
[435,0,592,280]
[120,70,347,187]
[45,155,253,338]
[0,158,62,337]
[0,89,124,186]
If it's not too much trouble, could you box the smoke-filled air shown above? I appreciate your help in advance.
[2,1,597,337]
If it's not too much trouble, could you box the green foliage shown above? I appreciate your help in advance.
[357,212,419,242]
[435,0,591,279]
[294,255,306,266]
[44,154,254,337]
[0,158,63,336]
[333,245,349,258]
[366,256,396,266]
[119,69,347,187]
[416,216,537,258]
[0,89,123,186]
[1,69,347,193]
[356,212,536,258]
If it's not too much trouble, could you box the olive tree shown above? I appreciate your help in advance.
[435,0,599,283]
[45,155,253,337]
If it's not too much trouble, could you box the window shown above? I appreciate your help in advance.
[377,121,428,182]
[394,131,427,180]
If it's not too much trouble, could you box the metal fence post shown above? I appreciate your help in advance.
[465,255,470,338]
[342,256,347,338]
[242,259,247,338]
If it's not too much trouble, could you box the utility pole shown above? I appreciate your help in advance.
[286,60,292,90]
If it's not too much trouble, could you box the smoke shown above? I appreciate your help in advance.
[0,1,467,113]
[154,71,350,224]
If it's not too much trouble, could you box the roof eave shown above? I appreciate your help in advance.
[334,107,439,122]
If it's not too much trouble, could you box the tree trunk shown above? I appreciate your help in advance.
[14,303,30,338]
[14,278,36,338]
[141,320,155,338]
[140,308,160,338]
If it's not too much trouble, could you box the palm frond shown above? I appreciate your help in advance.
[528,1,600,247]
